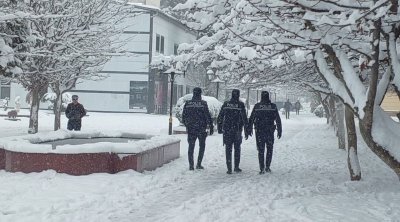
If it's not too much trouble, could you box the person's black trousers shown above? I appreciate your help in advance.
[67,119,82,131]
[256,129,275,171]
[285,110,290,119]
[224,131,242,171]
[187,131,207,168]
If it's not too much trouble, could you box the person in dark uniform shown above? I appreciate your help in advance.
[217,89,248,174]
[65,95,86,131]
[182,87,214,170]
[247,91,282,174]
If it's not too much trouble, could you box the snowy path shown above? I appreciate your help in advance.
[1,113,400,221]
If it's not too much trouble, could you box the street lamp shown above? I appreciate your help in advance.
[164,67,183,135]
[207,69,224,100]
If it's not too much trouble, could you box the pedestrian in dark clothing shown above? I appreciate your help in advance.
[247,91,282,174]
[182,87,214,170]
[284,99,292,119]
[65,95,86,131]
[294,100,301,115]
[217,89,248,174]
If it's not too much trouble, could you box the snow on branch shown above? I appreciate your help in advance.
[375,66,391,105]
[388,33,400,89]
[315,49,354,108]
[372,106,400,163]
[335,49,367,118]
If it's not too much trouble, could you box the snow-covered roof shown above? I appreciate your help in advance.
[128,3,197,36]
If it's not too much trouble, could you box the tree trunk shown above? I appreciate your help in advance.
[316,92,330,124]
[328,96,336,127]
[359,118,400,179]
[28,87,40,134]
[345,106,361,181]
[53,86,62,131]
[336,100,345,149]
[358,18,400,179]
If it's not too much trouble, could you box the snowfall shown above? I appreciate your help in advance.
[0,108,399,222]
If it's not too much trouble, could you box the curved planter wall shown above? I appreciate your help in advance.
[0,132,180,175]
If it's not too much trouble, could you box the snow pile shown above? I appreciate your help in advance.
[0,130,180,154]
[174,94,222,124]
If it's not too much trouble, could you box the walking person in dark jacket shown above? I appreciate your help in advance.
[65,95,86,131]
[182,87,214,170]
[247,91,282,174]
[294,100,301,115]
[284,99,292,119]
[217,89,248,174]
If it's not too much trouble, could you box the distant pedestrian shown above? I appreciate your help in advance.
[284,99,292,119]
[217,89,248,174]
[247,91,282,174]
[294,100,301,115]
[65,95,86,131]
[182,87,214,170]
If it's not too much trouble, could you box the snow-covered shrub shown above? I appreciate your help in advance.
[313,105,324,118]
[42,92,72,111]
[175,94,222,125]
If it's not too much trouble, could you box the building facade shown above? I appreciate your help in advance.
[6,3,198,113]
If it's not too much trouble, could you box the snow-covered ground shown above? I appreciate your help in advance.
[0,111,399,222]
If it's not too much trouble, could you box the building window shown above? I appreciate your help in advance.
[174,43,179,55]
[0,79,10,99]
[156,34,165,54]
[156,34,160,52]
[178,85,183,99]
[129,81,148,109]
[186,86,191,95]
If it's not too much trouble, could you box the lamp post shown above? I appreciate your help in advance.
[164,67,183,135]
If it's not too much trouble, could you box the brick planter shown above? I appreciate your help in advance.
[0,140,180,175]
[0,148,5,170]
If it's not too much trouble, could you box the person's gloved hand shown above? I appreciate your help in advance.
[247,128,253,137]
[209,126,214,135]
[277,131,282,139]
[217,126,223,134]
[245,132,249,140]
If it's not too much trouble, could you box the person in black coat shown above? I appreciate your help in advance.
[284,99,292,119]
[182,87,214,170]
[217,89,248,174]
[247,91,282,174]
[65,95,86,131]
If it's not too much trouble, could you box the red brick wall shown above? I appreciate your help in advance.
[0,148,5,170]
[2,141,180,175]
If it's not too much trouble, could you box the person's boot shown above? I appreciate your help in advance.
[234,167,242,173]
[189,165,194,171]
[266,168,271,173]
[196,165,204,170]
[259,168,265,174]
[227,162,232,174]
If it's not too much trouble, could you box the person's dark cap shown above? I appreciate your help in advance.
[192,87,202,100]
[72,95,79,100]
[231,89,240,101]
[261,91,270,103]
[193,87,202,94]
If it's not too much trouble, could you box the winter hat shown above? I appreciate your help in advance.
[72,95,79,100]
[193,87,202,100]
[231,89,240,101]
[261,91,270,103]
